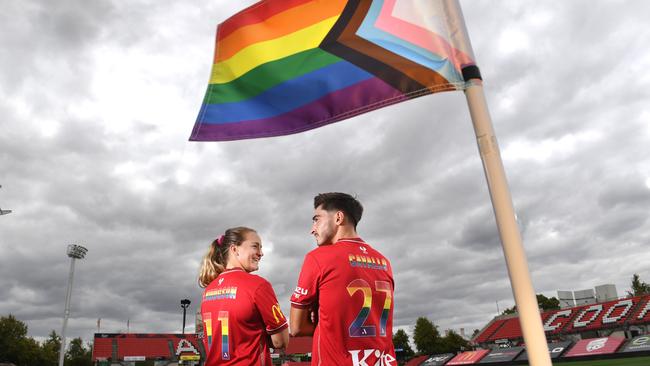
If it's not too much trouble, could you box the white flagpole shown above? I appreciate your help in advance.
[464,81,552,366]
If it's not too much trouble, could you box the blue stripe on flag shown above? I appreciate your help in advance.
[200,61,375,124]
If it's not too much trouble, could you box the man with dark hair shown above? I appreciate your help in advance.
[290,192,396,366]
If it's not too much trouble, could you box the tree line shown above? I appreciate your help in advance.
[0,315,91,366]
[391,273,650,364]
[3,274,648,365]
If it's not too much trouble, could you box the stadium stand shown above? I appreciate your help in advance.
[404,355,429,366]
[630,295,650,324]
[472,318,508,343]
[473,294,650,344]
[92,337,113,360]
[487,317,523,340]
[93,333,203,364]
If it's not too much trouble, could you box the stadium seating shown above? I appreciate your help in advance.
[473,295,650,343]
[629,295,650,324]
[93,333,202,362]
[487,317,522,341]
[116,337,171,359]
[404,355,429,366]
[92,337,113,359]
[473,318,507,343]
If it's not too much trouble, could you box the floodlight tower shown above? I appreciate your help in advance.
[0,185,11,216]
[58,244,88,366]
[181,299,191,334]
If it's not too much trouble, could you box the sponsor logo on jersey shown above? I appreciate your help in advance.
[349,349,396,366]
[271,304,285,323]
[293,286,308,299]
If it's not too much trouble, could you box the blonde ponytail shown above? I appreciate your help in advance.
[198,226,256,288]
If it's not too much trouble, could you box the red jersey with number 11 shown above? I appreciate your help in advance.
[201,268,287,366]
[291,238,396,366]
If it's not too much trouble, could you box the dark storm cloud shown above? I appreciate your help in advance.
[2,0,650,344]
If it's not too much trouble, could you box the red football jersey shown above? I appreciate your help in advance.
[201,268,287,366]
[291,238,396,366]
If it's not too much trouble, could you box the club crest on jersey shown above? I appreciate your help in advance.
[349,349,396,366]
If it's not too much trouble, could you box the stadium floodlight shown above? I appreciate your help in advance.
[181,299,191,334]
[0,184,11,216]
[58,244,88,366]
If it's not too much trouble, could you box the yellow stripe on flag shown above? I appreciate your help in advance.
[211,16,339,85]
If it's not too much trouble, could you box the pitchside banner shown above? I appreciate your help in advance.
[564,337,625,357]
[420,353,455,365]
[479,346,524,363]
[446,349,490,365]
[516,341,572,361]
[620,335,650,353]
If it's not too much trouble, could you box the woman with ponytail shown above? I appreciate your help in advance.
[199,227,288,365]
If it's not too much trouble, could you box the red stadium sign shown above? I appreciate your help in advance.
[564,337,625,357]
[446,349,490,365]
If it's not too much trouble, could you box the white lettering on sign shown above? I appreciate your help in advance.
[637,300,650,320]
[573,304,603,328]
[602,299,633,324]
[543,310,571,331]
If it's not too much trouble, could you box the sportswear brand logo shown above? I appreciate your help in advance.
[218,278,224,285]
[360,246,368,254]
[349,349,395,366]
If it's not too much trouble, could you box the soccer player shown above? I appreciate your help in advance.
[199,226,288,365]
[290,193,396,366]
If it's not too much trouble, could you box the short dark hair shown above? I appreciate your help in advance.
[314,192,363,228]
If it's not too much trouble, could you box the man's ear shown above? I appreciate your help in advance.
[335,211,344,225]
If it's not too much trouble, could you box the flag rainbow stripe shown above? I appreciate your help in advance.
[191,0,477,141]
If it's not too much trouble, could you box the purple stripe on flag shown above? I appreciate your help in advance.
[190,77,406,141]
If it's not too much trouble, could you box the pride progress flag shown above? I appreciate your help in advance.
[190,0,479,141]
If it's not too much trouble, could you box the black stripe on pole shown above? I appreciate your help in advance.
[462,65,482,81]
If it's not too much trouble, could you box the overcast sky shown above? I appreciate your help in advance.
[2,0,650,345]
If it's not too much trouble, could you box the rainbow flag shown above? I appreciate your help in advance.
[190,0,478,141]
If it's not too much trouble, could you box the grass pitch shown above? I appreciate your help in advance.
[552,356,650,365]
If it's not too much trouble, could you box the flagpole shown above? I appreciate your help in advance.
[463,81,552,366]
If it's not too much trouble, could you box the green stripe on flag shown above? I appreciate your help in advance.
[204,48,342,105]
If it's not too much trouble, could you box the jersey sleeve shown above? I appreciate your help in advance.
[290,252,321,309]
[254,280,288,334]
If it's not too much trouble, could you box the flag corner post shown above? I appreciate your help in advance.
[463,80,552,366]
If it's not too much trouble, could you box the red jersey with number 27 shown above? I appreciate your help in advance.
[201,268,287,366]
[291,238,396,366]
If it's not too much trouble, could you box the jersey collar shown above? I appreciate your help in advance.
[337,237,365,244]
[222,267,246,274]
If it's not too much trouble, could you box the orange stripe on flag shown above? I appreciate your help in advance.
[216,0,347,62]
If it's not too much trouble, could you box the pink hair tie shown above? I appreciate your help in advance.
[217,235,225,246]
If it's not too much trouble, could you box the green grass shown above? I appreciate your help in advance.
[551,356,650,366]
